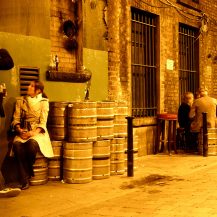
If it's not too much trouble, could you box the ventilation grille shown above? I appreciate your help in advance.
[19,67,40,96]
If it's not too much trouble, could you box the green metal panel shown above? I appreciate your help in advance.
[83,48,108,101]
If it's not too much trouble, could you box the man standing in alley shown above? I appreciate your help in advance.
[189,87,217,151]
[189,87,217,131]
[0,48,21,197]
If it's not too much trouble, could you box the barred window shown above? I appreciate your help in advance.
[131,8,157,118]
[179,23,199,102]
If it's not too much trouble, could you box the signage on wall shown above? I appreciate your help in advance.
[166,59,174,71]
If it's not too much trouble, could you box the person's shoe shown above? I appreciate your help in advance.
[21,182,29,190]
[0,188,21,198]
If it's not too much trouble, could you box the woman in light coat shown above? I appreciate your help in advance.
[11,81,53,190]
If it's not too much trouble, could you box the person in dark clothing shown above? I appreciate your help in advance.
[0,49,21,197]
[0,49,14,70]
[178,92,194,151]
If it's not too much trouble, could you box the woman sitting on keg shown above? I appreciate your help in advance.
[11,80,53,190]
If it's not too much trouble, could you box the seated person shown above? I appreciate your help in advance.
[11,80,54,190]
[178,92,194,151]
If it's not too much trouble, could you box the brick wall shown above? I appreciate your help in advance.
[107,0,217,115]
[50,0,77,72]
[105,0,217,155]
[48,0,217,155]
[49,0,217,110]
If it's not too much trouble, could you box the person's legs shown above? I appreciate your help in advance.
[189,132,199,153]
[0,116,20,197]
[25,139,39,177]
[13,141,30,187]
[0,156,21,197]
[13,139,39,189]
[0,145,21,198]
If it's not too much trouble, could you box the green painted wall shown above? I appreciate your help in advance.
[82,0,108,101]
[0,32,86,103]
[83,48,108,101]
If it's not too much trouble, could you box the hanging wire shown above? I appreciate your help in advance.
[132,0,217,34]
[164,0,202,21]
[134,0,202,22]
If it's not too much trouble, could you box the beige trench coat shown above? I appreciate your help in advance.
[11,96,54,158]
[189,95,217,132]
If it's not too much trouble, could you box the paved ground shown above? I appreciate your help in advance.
[1,153,217,217]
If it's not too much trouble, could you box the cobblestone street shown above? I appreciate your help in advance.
[1,154,217,217]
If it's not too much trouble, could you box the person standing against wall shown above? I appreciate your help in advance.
[0,48,21,197]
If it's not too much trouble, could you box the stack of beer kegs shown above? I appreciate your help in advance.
[47,102,69,181]
[63,101,97,183]
[110,101,128,175]
[48,141,63,181]
[92,101,115,180]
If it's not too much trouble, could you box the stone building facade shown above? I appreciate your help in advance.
[105,0,217,155]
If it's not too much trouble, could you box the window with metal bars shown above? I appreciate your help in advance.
[179,23,199,102]
[19,67,40,96]
[131,8,157,118]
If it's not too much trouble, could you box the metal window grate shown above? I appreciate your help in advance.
[131,8,157,118]
[179,23,199,102]
[19,66,40,96]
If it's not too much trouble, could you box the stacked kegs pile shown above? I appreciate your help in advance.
[64,101,97,183]
[48,141,63,181]
[45,100,133,185]
[110,101,128,175]
[47,102,69,183]
[48,102,69,141]
[93,101,115,180]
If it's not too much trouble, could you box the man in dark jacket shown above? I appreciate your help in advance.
[0,48,14,70]
[0,48,21,197]
[178,92,194,151]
